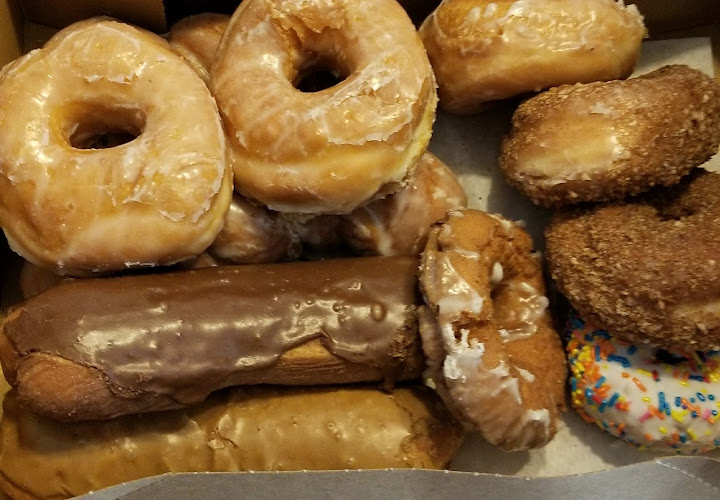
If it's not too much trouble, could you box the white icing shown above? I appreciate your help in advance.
[436,254,484,320]
[490,261,504,286]
[569,320,720,452]
[422,211,556,450]
[517,367,536,382]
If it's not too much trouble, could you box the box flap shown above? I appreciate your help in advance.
[76,457,720,500]
[18,0,167,33]
[0,0,23,68]
[632,0,720,35]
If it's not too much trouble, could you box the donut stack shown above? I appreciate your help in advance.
[433,0,720,452]
[0,0,575,498]
[415,0,720,452]
[0,3,467,496]
[1,0,713,496]
[545,170,720,453]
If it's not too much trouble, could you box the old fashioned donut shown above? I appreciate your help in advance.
[500,65,720,207]
[208,194,301,264]
[419,0,646,114]
[0,18,232,276]
[167,13,230,83]
[211,0,438,214]
[342,151,467,256]
[419,209,566,450]
[546,170,720,351]
[566,312,720,453]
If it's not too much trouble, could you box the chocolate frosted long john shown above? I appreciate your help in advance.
[0,257,424,421]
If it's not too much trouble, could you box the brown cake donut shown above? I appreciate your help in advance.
[546,169,720,350]
[419,209,566,451]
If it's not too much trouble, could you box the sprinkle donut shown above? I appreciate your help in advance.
[0,18,232,276]
[419,209,566,451]
[211,0,438,214]
[566,312,720,453]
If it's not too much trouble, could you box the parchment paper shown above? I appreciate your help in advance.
[433,37,720,477]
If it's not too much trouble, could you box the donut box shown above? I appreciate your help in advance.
[0,0,720,498]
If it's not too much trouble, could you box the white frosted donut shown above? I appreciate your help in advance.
[0,18,232,276]
[419,0,646,114]
[567,312,720,453]
[211,0,438,214]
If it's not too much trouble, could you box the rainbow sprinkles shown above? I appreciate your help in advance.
[565,312,720,453]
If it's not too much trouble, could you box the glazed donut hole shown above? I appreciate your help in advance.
[62,102,145,150]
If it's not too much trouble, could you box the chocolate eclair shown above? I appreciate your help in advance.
[0,256,424,421]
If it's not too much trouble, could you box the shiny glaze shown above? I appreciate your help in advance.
[4,257,420,403]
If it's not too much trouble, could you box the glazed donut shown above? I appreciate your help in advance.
[211,0,438,214]
[546,170,720,351]
[0,18,232,276]
[342,151,467,256]
[208,194,301,264]
[419,0,646,114]
[290,152,467,257]
[167,13,230,83]
[566,311,720,453]
[500,65,720,207]
[290,215,347,254]
[419,209,566,451]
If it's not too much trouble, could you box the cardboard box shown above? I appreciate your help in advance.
[0,0,719,498]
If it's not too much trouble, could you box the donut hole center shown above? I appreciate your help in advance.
[654,348,692,365]
[294,54,349,93]
[66,105,145,150]
[491,278,548,339]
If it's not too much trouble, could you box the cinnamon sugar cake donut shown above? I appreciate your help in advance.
[501,65,720,207]
[546,170,720,351]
